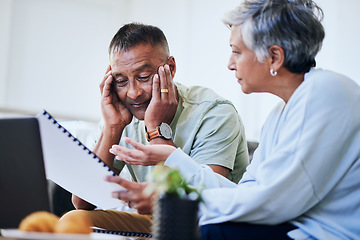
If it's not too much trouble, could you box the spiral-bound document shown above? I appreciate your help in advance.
[37,110,124,210]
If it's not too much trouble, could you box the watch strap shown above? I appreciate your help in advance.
[146,127,161,141]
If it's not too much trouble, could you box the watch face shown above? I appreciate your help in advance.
[159,123,172,139]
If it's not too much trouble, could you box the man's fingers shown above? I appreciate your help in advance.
[100,66,112,87]
[164,64,172,88]
[159,66,169,99]
[166,64,176,100]
[101,75,114,104]
[152,73,160,101]
[105,65,111,74]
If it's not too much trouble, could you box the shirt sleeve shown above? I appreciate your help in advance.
[165,148,238,189]
[188,102,248,181]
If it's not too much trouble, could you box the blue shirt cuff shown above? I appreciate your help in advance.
[165,148,202,180]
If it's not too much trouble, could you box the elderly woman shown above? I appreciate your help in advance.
[107,0,360,239]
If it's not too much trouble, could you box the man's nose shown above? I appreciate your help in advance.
[127,81,143,100]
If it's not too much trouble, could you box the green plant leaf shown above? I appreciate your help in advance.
[146,163,202,201]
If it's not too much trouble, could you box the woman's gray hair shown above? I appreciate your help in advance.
[223,0,325,73]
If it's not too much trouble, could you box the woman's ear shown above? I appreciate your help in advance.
[167,56,176,79]
[268,45,284,72]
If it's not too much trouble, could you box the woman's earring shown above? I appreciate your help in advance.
[270,68,277,77]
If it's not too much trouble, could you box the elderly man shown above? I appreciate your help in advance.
[61,23,249,234]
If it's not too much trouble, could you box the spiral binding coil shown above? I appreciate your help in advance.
[93,228,152,238]
[42,110,117,176]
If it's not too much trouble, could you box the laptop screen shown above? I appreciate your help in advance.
[0,117,51,229]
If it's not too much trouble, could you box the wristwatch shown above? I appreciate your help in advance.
[146,122,172,141]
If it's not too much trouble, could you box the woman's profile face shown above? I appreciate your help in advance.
[227,26,270,94]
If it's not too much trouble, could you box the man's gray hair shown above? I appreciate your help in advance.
[109,22,170,57]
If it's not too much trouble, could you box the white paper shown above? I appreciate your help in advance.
[37,111,124,210]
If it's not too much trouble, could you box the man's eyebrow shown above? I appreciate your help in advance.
[133,63,154,73]
[112,72,124,78]
[112,63,155,78]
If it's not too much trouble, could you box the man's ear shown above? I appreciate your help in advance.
[268,45,284,72]
[167,56,176,79]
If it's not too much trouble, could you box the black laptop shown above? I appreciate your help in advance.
[0,117,51,229]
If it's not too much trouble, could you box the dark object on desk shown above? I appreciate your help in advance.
[48,181,75,217]
[0,118,51,229]
[153,195,200,240]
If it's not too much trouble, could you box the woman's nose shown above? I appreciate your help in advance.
[227,56,236,71]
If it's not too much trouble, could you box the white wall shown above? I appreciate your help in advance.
[316,0,359,82]
[1,0,359,141]
[0,0,13,105]
[0,0,127,121]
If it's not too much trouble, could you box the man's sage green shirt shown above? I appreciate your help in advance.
[112,82,249,183]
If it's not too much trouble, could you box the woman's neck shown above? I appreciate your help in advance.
[271,71,305,103]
